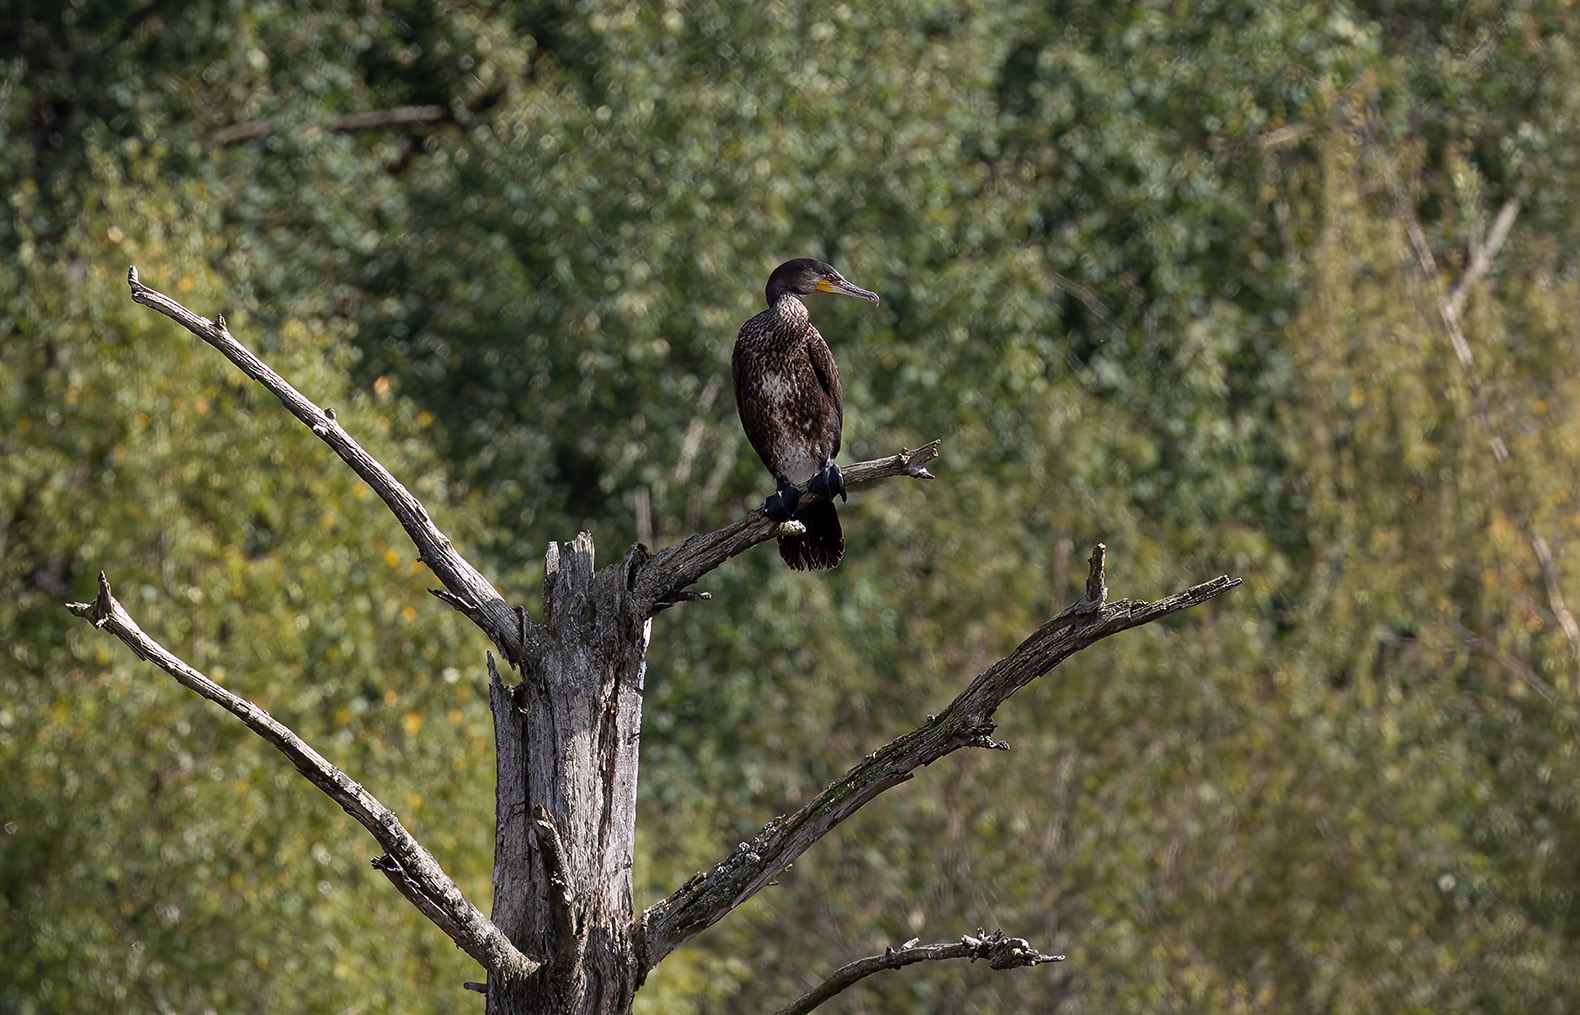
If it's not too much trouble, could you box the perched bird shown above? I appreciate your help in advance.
[732,258,880,570]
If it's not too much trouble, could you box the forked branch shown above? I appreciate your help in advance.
[638,545,1240,968]
[1361,130,1580,698]
[65,572,537,981]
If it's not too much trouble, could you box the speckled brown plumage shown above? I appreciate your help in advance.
[731,258,879,570]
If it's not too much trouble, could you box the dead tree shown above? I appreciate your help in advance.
[69,268,1241,1015]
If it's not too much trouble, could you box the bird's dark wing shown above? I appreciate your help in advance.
[804,327,843,453]
[732,323,781,476]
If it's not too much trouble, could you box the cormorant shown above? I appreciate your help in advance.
[732,258,880,570]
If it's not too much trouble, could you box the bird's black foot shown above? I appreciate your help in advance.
[762,480,801,521]
[808,460,846,503]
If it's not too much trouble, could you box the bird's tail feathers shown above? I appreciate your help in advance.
[778,499,843,570]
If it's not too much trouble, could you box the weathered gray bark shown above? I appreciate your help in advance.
[485,535,650,1014]
[70,269,1243,1015]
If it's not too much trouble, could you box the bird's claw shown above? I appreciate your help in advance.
[763,481,801,521]
[808,461,846,503]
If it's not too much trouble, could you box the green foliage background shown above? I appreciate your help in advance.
[5,1,1580,1012]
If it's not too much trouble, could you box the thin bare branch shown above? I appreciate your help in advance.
[1362,140,1508,464]
[1049,272,1111,321]
[66,572,538,980]
[1531,536,1580,676]
[673,375,723,490]
[211,104,449,145]
[1449,197,1520,320]
[125,268,528,664]
[771,930,1064,1015]
[1250,122,1315,148]
[637,546,1240,969]
[631,441,940,616]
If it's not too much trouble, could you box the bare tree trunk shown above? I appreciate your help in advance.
[73,269,1241,1015]
[488,535,648,1014]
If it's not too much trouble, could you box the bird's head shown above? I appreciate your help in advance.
[765,258,880,306]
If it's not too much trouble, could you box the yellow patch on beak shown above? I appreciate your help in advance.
[815,278,838,294]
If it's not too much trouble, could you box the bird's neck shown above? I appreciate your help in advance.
[769,292,810,329]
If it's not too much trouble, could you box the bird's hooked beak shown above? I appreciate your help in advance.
[817,276,881,304]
